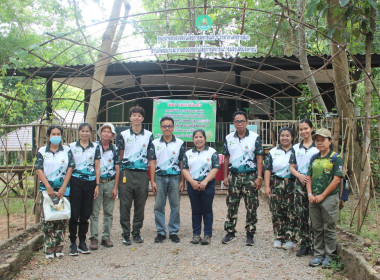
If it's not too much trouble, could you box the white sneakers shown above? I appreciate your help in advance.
[282,240,295,250]
[273,240,295,250]
[273,239,282,248]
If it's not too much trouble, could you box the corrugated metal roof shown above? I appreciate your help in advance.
[0,110,84,151]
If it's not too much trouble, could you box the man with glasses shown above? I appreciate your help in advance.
[221,111,264,246]
[149,117,185,243]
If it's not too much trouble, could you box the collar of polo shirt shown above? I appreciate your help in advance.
[192,145,209,153]
[233,129,250,139]
[75,140,94,149]
[45,143,64,153]
[129,127,145,135]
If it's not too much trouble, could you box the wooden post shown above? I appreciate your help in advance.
[34,124,46,223]
[332,117,340,153]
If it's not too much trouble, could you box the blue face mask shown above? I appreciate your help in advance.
[50,136,62,145]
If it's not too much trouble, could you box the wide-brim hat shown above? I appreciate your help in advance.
[97,123,116,139]
[312,128,332,139]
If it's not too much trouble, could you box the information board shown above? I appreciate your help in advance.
[153,99,217,142]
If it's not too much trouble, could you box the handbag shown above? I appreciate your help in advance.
[42,191,71,221]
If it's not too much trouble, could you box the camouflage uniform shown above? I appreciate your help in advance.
[225,173,259,233]
[264,145,296,242]
[289,142,318,249]
[40,195,66,251]
[268,177,295,241]
[223,130,264,235]
[308,151,344,259]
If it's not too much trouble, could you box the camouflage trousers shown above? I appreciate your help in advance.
[269,177,295,241]
[224,172,259,234]
[40,194,66,251]
[292,179,312,248]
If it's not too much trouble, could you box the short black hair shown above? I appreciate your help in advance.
[278,126,295,144]
[129,106,145,118]
[232,110,248,121]
[47,125,63,136]
[78,122,93,132]
[192,129,206,139]
[160,116,174,125]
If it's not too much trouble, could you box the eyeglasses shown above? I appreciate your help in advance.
[233,120,246,124]
[161,125,174,129]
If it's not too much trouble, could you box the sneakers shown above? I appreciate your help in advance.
[296,246,311,257]
[89,238,98,250]
[190,235,201,244]
[55,245,64,258]
[155,234,166,243]
[309,256,323,267]
[246,233,254,246]
[201,235,211,245]
[123,236,131,246]
[273,239,283,248]
[45,252,54,260]
[69,243,79,256]
[78,241,91,254]
[322,257,331,268]
[133,234,144,243]
[222,232,236,244]
[282,240,295,250]
[169,234,180,243]
[101,239,114,248]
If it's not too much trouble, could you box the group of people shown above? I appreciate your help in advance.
[36,106,344,269]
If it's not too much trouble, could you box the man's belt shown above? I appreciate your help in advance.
[231,171,257,176]
[128,169,147,172]
[100,177,115,183]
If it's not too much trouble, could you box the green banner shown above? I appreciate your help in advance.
[153,99,217,142]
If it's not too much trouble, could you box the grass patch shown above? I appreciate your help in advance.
[338,197,380,243]
[0,198,35,216]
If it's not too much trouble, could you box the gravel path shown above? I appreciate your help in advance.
[16,194,325,280]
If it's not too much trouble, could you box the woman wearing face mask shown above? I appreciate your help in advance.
[69,123,100,256]
[36,125,75,260]
[182,129,220,245]
[289,119,319,257]
[264,127,296,251]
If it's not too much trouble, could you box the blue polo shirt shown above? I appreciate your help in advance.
[148,135,185,176]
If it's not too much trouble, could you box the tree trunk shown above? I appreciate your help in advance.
[358,6,375,231]
[297,0,327,114]
[85,0,127,131]
[326,0,368,230]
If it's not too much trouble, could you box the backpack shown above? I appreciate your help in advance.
[310,152,349,201]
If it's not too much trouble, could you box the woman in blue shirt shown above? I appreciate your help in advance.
[36,125,74,260]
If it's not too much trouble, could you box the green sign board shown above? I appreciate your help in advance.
[195,15,212,31]
[153,99,217,142]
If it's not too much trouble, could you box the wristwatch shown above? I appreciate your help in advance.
[308,193,312,198]
[257,176,263,180]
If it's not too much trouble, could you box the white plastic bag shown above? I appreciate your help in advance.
[42,191,71,221]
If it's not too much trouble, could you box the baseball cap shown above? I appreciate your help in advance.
[312,128,332,139]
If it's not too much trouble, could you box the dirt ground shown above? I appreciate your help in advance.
[14,194,325,280]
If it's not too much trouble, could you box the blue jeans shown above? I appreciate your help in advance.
[154,175,181,235]
[187,179,215,236]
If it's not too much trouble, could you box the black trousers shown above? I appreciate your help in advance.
[69,177,96,243]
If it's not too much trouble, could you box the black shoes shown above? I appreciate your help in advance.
[123,236,131,246]
[155,234,166,243]
[78,241,90,254]
[246,233,254,246]
[169,234,180,243]
[133,234,144,243]
[69,243,79,256]
[296,246,311,257]
[222,232,236,244]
